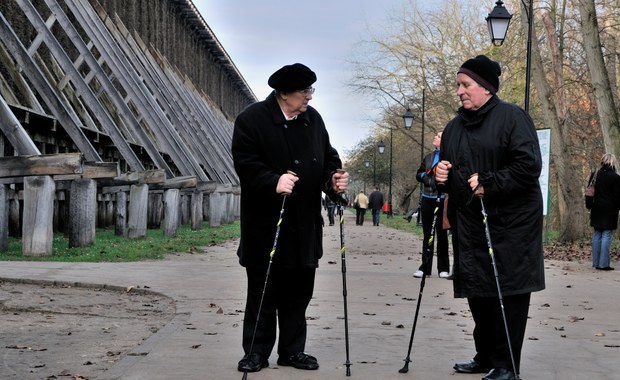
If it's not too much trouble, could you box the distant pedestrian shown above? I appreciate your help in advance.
[353,190,369,225]
[368,187,384,226]
[586,153,620,271]
[413,131,450,279]
[324,194,336,226]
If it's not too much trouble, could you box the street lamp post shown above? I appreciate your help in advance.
[486,0,533,113]
[378,138,392,217]
[402,88,425,161]
[363,160,370,192]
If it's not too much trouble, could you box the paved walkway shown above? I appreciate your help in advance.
[0,210,619,380]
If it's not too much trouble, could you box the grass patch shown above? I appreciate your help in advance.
[0,222,240,262]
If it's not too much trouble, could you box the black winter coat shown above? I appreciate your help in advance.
[588,166,620,230]
[232,91,342,269]
[441,96,545,298]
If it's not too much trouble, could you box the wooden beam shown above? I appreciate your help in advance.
[96,169,166,187]
[53,161,119,180]
[0,153,82,178]
[148,176,197,190]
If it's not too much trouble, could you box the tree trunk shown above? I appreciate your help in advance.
[577,0,620,156]
[528,2,589,241]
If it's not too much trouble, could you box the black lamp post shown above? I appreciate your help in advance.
[486,0,533,113]
[377,139,390,216]
[402,88,425,162]
[363,159,370,191]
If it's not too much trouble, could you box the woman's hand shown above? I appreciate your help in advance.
[276,172,299,194]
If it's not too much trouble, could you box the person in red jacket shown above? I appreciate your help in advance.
[232,63,348,374]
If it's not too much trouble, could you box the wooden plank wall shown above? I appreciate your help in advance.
[0,0,246,254]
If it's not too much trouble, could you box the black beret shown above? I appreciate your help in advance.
[457,55,501,94]
[268,63,317,92]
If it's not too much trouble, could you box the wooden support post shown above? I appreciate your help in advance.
[163,189,180,237]
[56,190,68,235]
[209,192,222,227]
[127,184,148,239]
[69,178,97,248]
[104,194,114,227]
[180,192,191,225]
[22,176,55,257]
[8,191,20,238]
[148,192,163,229]
[0,185,8,251]
[115,191,127,236]
[97,193,106,228]
[191,189,203,231]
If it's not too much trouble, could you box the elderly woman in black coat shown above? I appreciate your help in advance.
[587,153,620,271]
[232,63,348,374]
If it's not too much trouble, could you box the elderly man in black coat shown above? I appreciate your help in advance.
[232,63,349,374]
[435,55,545,380]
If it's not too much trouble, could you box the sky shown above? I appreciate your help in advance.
[193,0,408,158]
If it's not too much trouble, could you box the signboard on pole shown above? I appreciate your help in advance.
[537,128,551,215]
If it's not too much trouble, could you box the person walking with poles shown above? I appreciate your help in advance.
[413,131,450,279]
[368,187,384,226]
[232,63,349,375]
[435,55,545,380]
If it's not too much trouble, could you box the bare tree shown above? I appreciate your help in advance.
[577,0,620,155]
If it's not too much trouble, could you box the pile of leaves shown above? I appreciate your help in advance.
[544,239,620,262]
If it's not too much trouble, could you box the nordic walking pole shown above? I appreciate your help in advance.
[242,171,295,380]
[335,169,352,376]
[399,190,442,374]
[479,197,519,379]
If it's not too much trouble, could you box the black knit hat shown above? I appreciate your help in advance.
[457,55,501,94]
[268,63,317,92]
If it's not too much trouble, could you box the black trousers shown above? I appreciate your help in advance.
[242,266,316,359]
[355,208,367,225]
[419,196,449,274]
[468,292,531,373]
[327,205,336,225]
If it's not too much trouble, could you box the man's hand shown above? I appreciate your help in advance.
[332,170,349,193]
[468,173,485,198]
[276,172,299,194]
[435,160,452,184]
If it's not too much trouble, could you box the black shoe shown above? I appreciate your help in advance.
[482,368,516,380]
[238,353,269,372]
[596,266,615,270]
[453,359,490,374]
[277,352,319,370]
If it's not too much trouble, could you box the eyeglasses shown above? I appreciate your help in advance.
[298,87,315,96]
